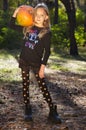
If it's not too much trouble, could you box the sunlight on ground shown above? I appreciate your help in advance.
[0,57,21,82]
[49,52,86,75]
[63,60,86,74]
[0,49,86,83]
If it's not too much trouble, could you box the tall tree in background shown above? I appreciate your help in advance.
[44,0,78,55]
[76,0,86,46]
[3,0,8,11]
[54,0,58,24]
[60,0,78,55]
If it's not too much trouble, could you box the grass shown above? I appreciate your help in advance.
[0,49,21,83]
[49,46,86,73]
[0,47,86,83]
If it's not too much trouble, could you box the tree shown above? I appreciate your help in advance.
[60,0,78,55]
[76,0,86,46]
[54,0,59,24]
[3,0,8,11]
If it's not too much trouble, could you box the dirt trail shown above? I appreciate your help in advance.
[0,70,86,130]
[0,56,86,130]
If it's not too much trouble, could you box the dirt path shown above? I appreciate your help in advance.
[0,70,86,130]
[0,55,86,130]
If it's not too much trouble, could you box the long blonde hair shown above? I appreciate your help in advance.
[23,3,51,39]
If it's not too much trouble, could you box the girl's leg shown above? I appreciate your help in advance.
[21,68,32,121]
[35,74,53,108]
[21,68,30,104]
[35,73,62,124]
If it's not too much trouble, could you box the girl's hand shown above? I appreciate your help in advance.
[12,6,24,18]
[39,64,45,78]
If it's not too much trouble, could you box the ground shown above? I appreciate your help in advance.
[0,50,86,130]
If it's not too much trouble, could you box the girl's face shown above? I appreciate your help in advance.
[34,7,48,27]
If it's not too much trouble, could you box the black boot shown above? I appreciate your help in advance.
[24,104,33,121]
[48,105,62,124]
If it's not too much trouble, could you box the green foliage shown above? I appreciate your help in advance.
[51,23,69,50]
[59,8,68,22]
[51,22,85,51]
[0,10,11,27]
[76,9,85,25]
[50,7,85,51]
[0,7,23,50]
[75,9,85,46]
[75,26,85,46]
[0,27,22,49]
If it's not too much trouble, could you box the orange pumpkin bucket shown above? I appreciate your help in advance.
[16,5,34,26]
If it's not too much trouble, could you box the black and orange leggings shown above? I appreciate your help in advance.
[21,67,53,108]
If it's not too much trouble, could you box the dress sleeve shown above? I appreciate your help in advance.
[9,17,23,32]
[41,31,51,65]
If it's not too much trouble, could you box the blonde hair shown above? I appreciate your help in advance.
[23,3,51,39]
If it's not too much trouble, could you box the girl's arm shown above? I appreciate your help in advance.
[39,32,51,78]
[41,32,51,65]
[9,7,23,32]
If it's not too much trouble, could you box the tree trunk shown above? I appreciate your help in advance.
[54,0,58,24]
[60,0,78,55]
[83,15,86,46]
[69,26,78,55]
[3,0,8,11]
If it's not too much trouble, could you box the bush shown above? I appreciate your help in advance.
[0,10,23,49]
[0,27,22,49]
[75,25,85,46]
[51,7,85,51]
[51,23,69,49]
[76,9,85,25]
[0,10,10,28]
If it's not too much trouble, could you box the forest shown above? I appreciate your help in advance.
[0,0,86,130]
[0,0,86,55]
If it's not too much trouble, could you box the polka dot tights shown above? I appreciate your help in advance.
[21,68,54,109]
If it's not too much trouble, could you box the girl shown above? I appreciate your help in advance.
[9,3,62,124]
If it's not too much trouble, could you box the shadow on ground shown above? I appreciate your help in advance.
[0,70,86,130]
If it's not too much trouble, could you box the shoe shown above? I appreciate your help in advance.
[24,104,33,121]
[48,105,62,124]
